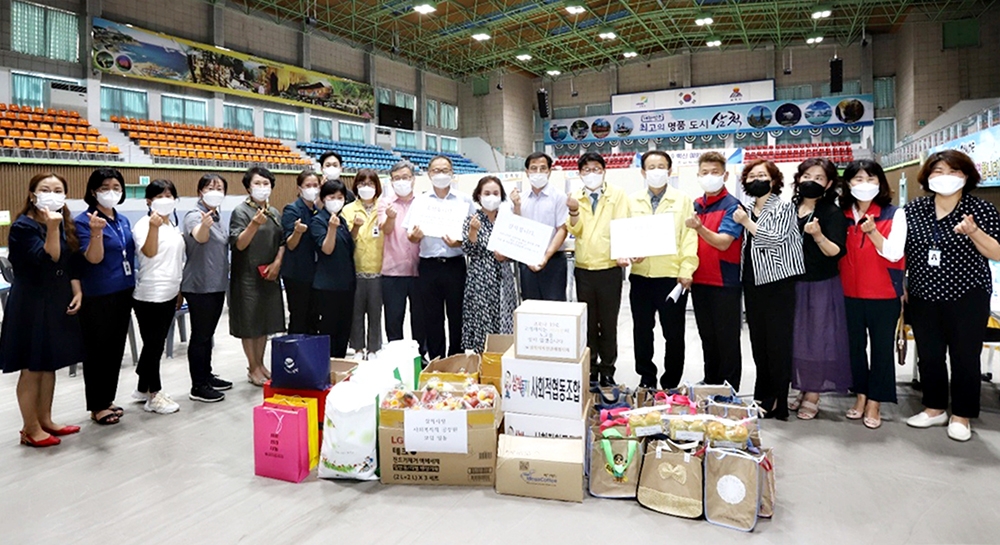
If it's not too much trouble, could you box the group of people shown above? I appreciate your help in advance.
[1,145,995,447]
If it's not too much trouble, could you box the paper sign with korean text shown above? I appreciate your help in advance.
[406,197,468,239]
[610,214,677,259]
[403,410,469,454]
[487,210,555,266]
[513,301,587,362]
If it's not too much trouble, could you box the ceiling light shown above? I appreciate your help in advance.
[565,2,586,15]
[471,29,491,41]
[413,3,436,15]
[811,6,832,19]
[598,27,617,40]
[695,12,714,26]
[546,67,562,76]
[806,34,824,44]
[623,50,638,58]
[706,37,722,47]
[515,49,532,61]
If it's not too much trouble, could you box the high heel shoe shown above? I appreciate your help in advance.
[19,431,61,447]
[41,424,81,436]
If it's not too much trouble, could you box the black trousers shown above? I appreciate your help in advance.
[575,267,623,377]
[908,289,989,418]
[315,289,355,358]
[630,274,687,389]
[382,275,426,355]
[183,291,226,387]
[519,252,568,301]
[80,288,133,412]
[284,277,317,335]
[133,298,177,394]
[845,297,900,404]
[418,257,466,360]
[743,279,796,418]
[691,284,743,390]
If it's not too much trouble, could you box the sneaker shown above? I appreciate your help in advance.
[208,375,233,391]
[906,411,948,428]
[144,392,180,414]
[947,418,972,442]
[131,390,150,403]
[190,384,225,403]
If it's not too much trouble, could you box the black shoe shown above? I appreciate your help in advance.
[599,374,616,388]
[190,384,225,403]
[208,375,233,391]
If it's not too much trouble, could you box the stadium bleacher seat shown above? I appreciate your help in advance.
[553,152,637,170]
[392,148,487,175]
[297,140,401,174]
[0,103,120,160]
[742,141,854,165]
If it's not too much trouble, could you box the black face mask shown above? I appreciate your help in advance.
[744,179,772,197]
[797,181,826,199]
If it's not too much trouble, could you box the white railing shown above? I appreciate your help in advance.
[882,101,1000,168]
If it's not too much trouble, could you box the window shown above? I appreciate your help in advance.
[553,106,581,119]
[263,110,298,140]
[692,135,726,150]
[11,73,47,108]
[822,129,861,145]
[873,118,896,154]
[100,86,148,121]
[819,80,861,97]
[311,118,333,141]
[655,139,685,151]
[737,132,767,147]
[440,103,458,131]
[775,85,813,100]
[775,131,812,145]
[426,99,438,128]
[162,95,207,125]
[534,140,545,153]
[874,77,895,110]
[426,134,438,152]
[224,104,254,132]
[586,103,612,116]
[377,88,393,105]
[618,140,649,153]
[396,129,417,149]
[11,1,79,62]
[441,136,458,153]
[339,121,366,144]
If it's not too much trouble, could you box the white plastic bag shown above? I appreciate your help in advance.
[376,340,422,389]
[318,380,379,480]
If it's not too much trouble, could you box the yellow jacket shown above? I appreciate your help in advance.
[343,199,383,274]
[627,186,699,279]
[565,183,631,270]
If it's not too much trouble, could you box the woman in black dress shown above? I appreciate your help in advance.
[0,173,84,447]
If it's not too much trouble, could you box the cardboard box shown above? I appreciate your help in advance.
[329,358,358,386]
[495,435,584,502]
[504,412,585,439]
[263,381,332,429]
[378,404,500,486]
[514,300,587,362]
[419,353,480,387]
[501,346,590,419]
[481,335,514,392]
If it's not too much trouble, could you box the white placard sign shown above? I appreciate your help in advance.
[407,198,468,239]
[487,211,554,266]
[403,410,468,454]
[610,214,677,259]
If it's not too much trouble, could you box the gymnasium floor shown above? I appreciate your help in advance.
[3,282,1000,545]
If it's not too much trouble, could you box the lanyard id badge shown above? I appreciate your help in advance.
[372,223,380,238]
[929,219,943,267]
[107,216,132,276]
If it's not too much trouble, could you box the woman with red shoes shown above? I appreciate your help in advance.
[0,173,85,447]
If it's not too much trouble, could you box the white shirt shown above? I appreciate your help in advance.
[852,206,906,263]
[133,215,186,303]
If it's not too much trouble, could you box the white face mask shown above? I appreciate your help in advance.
[480,195,502,211]
[528,173,549,189]
[151,197,177,217]
[252,186,271,202]
[928,174,965,197]
[582,173,604,190]
[323,166,342,180]
[325,198,345,215]
[35,191,66,212]
[431,173,453,189]
[202,190,225,208]
[698,174,726,194]
[849,182,880,202]
[96,190,122,209]
[392,180,413,197]
[357,186,377,201]
[300,187,320,202]
[644,169,669,189]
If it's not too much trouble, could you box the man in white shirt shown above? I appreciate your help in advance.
[513,152,569,301]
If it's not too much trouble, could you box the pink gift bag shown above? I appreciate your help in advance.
[254,404,310,483]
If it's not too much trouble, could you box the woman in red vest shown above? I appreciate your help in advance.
[838,160,906,429]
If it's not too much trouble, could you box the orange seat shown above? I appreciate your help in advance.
[109,145,120,154]
[0,104,6,111]
[87,136,97,143]
[9,105,20,112]
[33,141,46,150]
[13,121,26,129]
[47,141,60,151]
[27,122,40,130]
[2,138,14,148]
[98,136,108,143]
[0,120,11,129]
[85,144,97,153]
[71,142,84,152]
[22,131,35,139]
[8,129,20,138]
[59,142,72,152]
[35,132,47,140]
[18,139,31,148]
[75,134,87,142]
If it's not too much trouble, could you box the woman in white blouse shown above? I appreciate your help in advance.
[132,179,186,415]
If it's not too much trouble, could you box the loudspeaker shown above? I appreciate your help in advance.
[830,58,843,93]
[537,89,550,118]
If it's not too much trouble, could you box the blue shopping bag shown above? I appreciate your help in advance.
[271,334,331,390]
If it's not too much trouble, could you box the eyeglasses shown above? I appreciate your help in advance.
[580,167,604,175]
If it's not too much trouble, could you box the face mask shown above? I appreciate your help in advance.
[300,187,320,202]
[582,173,604,190]
[850,182,879,202]
[797,180,826,199]
[928,174,965,197]
[357,186,377,201]
[97,190,122,209]
[323,166,342,180]
[480,195,502,211]
[252,186,271,202]
[528,173,549,189]
[151,197,177,217]
[698,174,726,193]
[431,173,453,189]
[325,199,345,215]
[202,190,225,208]
[744,179,772,197]
[644,169,669,189]
[35,192,66,212]
[392,180,413,196]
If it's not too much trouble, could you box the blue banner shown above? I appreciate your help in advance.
[544,95,874,144]
[929,123,1000,187]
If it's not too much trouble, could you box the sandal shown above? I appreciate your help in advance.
[863,415,882,429]
[91,410,120,425]
[789,392,804,412]
[247,373,266,387]
[109,405,124,417]
[797,399,820,420]
[846,408,863,420]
